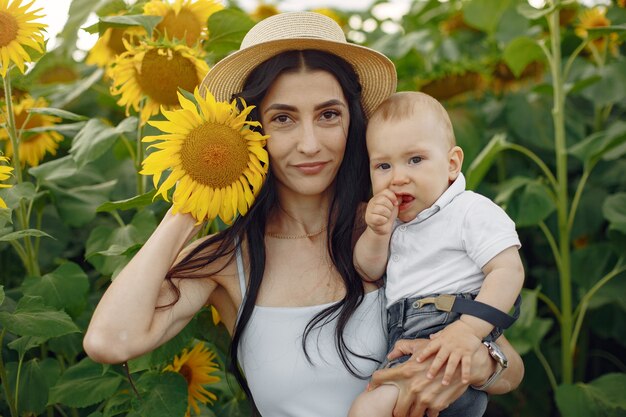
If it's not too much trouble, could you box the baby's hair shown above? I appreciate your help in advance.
[369,91,456,146]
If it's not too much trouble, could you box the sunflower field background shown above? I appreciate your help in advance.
[0,0,625,416]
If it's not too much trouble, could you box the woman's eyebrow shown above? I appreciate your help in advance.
[314,99,345,110]
[263,99,345,114]
[263,103,297,114]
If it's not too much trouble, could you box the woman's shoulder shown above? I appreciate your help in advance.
[173,232,239,279]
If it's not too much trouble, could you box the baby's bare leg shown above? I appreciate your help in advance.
[348,384,398,417]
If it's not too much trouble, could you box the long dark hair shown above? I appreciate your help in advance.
[166,49,371,409]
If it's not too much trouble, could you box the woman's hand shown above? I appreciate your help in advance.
[368,336,523,417]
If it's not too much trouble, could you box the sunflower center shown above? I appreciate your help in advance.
[14,111,44,142]
[0,11,19,47]
[159,9,202,45]
[135,49,199,106]
[107,28,132,55]
[179,364,193,385]
[180,122,249,188]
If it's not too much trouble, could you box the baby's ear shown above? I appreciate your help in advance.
[448,146,464,181]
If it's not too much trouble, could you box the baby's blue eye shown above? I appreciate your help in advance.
[409,156,422,164]
[377,163,391,170]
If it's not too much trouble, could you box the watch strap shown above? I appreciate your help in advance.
[471,341,507,391]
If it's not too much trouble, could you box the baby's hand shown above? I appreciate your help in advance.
[415,320,483,385]
[365,189,398,235]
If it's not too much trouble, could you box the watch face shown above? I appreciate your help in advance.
[486,341,508,368]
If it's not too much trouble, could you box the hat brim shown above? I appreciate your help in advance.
[200,38,397,118]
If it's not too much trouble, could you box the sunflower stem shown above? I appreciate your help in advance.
[136,101,145,196]
[110,210,125,228]
[1,72,39,276]
[2,73,23,184]
[120,134,137,160]
[0,329,19,417]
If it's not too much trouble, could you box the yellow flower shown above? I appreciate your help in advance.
[143,0,223,46]
[163,342,221,416]
[0,155,13,208]
[210,305,220,325]
[109,41,208,123]
[250,3,279,21]
[311,8,345,28]
[575,7,620,55]
[419,71,485,102]
[0,95,63,167]
[141,88,268,224]
[0,0,46,77]
[491,61,544,94]
[85,25,146,69]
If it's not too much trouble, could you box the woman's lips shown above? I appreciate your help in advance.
[293,161,328,174]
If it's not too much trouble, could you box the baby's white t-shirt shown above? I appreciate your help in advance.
[385,173,521,308]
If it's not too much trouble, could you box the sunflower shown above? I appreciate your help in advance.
[311,8,345,28]
[141,88,268,224]
[0,156,13,208]
[491,61,544,94]
[419,71,485,102]
[143,0,223,47]
[0,0,46,77]
[85,25,146,69]
[109,41,208,123]
[163,342,220,416]
[575,7,620,56]
[0,95,63,167]
[250,2,279,21]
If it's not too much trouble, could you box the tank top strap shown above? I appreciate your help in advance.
[234,237,247,300]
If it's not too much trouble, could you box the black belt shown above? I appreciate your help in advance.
[411,294,521,329]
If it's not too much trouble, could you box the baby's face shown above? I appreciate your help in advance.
[366,111,457,222]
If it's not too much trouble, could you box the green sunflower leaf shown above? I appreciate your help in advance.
[48,358,124,408]
[0,228,53,242]
[205,9,255,62]
[84,15,163,36]
[503,37,545,78]
[0,296,80,339]
[27,107,88,121]
[21,262,89,312]
[96,189,157,213]
[70,117,138,169]
[465,133,508,190]
[131,371,188,417]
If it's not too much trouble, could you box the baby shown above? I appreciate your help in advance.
[349,92,524,417]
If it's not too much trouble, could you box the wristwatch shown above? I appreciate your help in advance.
[471,340,508,391]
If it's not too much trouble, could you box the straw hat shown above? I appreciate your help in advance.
[199,11,397,118]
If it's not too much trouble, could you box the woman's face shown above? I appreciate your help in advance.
[260,69,350,198]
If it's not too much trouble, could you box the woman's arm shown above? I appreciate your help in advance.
[369,336,523,417]
[83,210,217,364]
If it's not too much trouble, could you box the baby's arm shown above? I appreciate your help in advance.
[354,189,398,282]
[417,246,525,384]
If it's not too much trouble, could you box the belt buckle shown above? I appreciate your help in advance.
[434,294,456,312]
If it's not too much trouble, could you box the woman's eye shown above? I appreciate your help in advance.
[409,156,422,164]
[320,110,340,121]
[274,115,290,123]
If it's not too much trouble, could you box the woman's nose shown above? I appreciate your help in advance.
[296,122,321,155]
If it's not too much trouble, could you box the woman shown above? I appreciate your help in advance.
[84,12,523,417]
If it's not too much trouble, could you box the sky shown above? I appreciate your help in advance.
[34,0,610,52]
[34,0,412,52]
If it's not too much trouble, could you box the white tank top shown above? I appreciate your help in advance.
[234,246,387,417]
